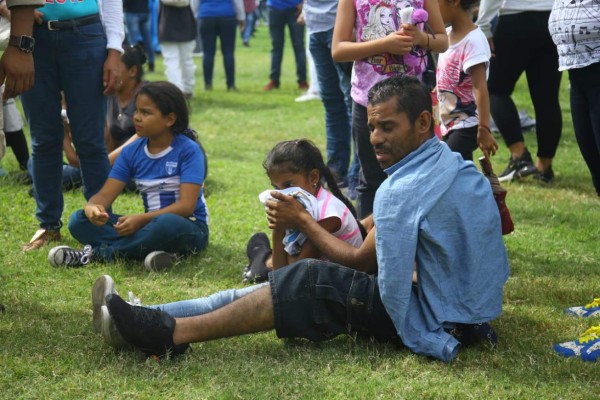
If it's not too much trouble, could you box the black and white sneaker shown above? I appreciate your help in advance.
[48,245,93,267]
[106,293,188,358]
[498,149,537,183]
[144,251,178,272]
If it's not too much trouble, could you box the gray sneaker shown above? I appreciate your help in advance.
[144,251,178,271]
[48,245,93,267]
[92,275,141,348]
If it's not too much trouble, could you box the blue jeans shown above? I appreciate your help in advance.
[68,210,209,261]
[21,21,110,230]
[242,10,256,44]
[200,16,238,88]
[309,28,352,184]
[27,159,82,189]
[125,12,155,64]
[268,6,306,84]
[569,62,600,196]
[152,282,267,317]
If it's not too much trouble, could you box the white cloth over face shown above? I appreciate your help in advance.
[259,187,318,256]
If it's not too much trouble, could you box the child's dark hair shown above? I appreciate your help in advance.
[121,44,147,82]
[138,81,189,133]
[263,139,360,221]
[458,0,479,11]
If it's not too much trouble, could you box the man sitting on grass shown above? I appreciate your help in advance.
[104,75,510,362]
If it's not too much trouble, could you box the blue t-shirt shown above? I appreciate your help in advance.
[40,0,100,22]
[267,0,303,11]
[110,134,208,223]
[199,0,236,18]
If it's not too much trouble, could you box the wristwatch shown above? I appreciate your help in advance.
[8,35,35,53]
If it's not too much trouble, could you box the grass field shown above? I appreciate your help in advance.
[1,26,599,399]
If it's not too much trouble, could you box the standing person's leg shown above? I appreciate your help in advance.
[310,30,350,186]
[194,17,203,55]
[524,11,562,178]
[219,16,238,90]
[569,64,600,196]
[200,17,217,90]
[285,7,306,86]
[242,9,255,46]
[5,129,29,170]
[353,101,387,218]
[124,12,141,46]
[160,42,184,91]
[265,7,285,88]
[442,127,478,161]
[61,22,110,203]
[179,40,197,97]
[139,12,155,71]
[488,13,536,180]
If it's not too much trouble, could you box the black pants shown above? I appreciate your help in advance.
[352,101,387,219]
[443,126,478,161]
[488,11,562,159]
[569,62,600,196]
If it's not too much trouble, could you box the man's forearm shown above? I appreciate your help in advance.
[6,5,35,36]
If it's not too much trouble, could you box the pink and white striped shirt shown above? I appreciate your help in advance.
[315,187,364,251]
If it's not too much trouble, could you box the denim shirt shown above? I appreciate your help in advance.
[373,137,509,362]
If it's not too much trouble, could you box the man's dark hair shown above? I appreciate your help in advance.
[367,75,434,134]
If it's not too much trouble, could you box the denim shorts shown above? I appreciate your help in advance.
[269,259,399,343]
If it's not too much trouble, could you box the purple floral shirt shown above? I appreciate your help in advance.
[352,0,427,106]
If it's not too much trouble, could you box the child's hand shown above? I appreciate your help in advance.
[384,31,414,55]
[399,23,420,45]
[477,127,499,159]
[85,204,110,226]
[114,214,148,236]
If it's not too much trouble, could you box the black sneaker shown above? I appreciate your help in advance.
[453,322,498,348]
[246,232,270,261]
[533,166,554,183]
[242,247,272,283]
[498,149,537,182]
[106,294,188,358]
[48,245,93,267]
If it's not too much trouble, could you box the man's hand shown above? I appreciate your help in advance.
[103,49,122,95]
[0,46,34,99]
[265,191,310,230]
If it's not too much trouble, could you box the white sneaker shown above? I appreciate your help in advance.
[48,245,93,267]
[294,91,320,103]
[144,251,178,272]
[92,275,142,348]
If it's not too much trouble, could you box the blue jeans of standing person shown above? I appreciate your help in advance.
[569,61,600,196]
[21,21,110,231]
[268,6,306,85]
[200,16,238,89]
[27,159,82,190]
[68,210,209,261]
[242,10,256,44]
[153,282,268,317]
[309,28,352,185]
[125,12,155,65]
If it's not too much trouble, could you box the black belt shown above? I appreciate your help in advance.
[42,13,101,31]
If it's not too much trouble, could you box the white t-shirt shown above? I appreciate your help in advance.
[436,27,491,136]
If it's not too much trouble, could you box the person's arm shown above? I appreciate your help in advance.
[108,133,139,165]
[62,127,80,168]
[471,62,497,158]
[266,191,377,273]
[100,0,125,95]
[85,178,126,226]
[114,182,202,236]
[0,2,39,99]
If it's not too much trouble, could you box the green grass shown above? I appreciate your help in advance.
[1,28,600,399]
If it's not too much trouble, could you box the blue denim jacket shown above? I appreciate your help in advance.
[373,137,509,362]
